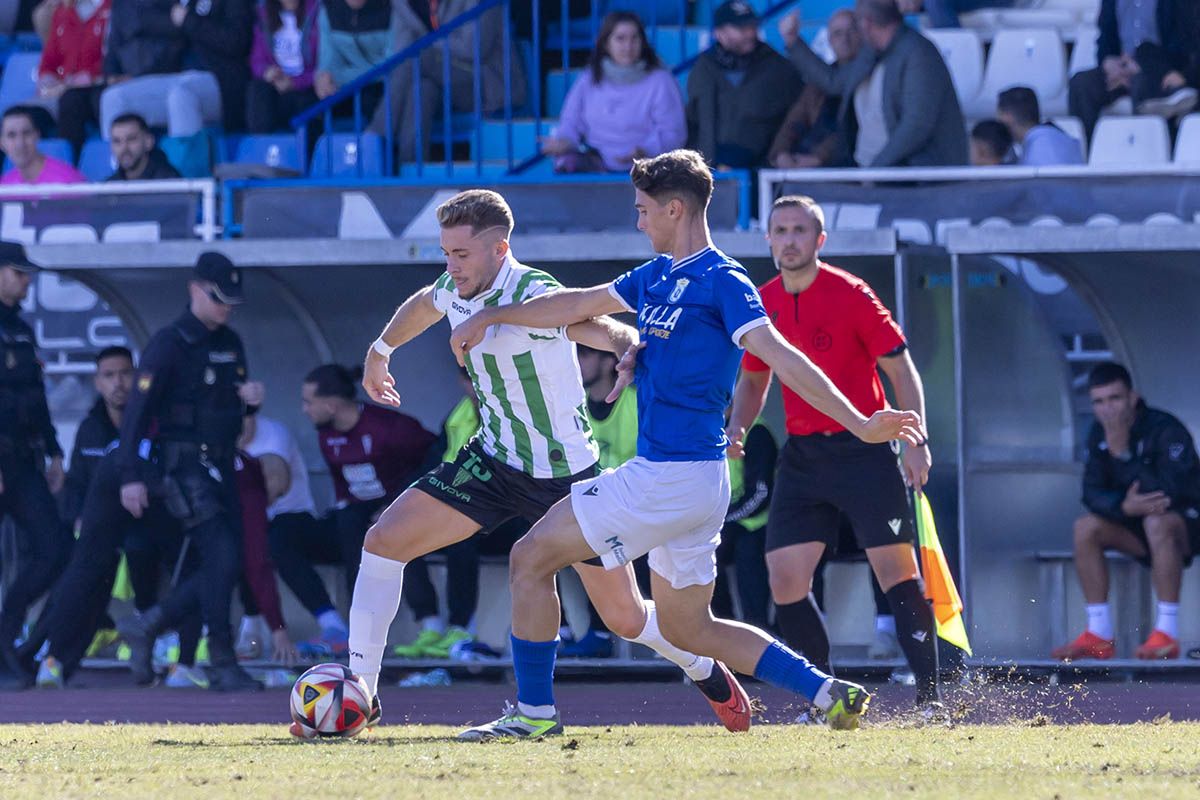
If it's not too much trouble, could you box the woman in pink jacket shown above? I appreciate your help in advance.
[246,0,320,133]
[541,11,686,173]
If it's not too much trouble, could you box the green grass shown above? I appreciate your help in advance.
[2,722,1200,799]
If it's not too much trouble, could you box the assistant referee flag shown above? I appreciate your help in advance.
[915,492,972,656]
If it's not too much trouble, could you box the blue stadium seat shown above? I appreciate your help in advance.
[78,138,114,180]
[160,131,213,178]
[545,69,580,116]
[309,132,384,177]
[428,112,477,146]
[396,160,513,178]
[607,0,687,26]
[478,118,548,162]
[649,26,708,65]
[0,50,41,112]
[39,137,72,163]
[229,134,301,171]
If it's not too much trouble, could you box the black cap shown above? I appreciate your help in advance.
[0,241,39,273]
[193,251,244,304]
[713,0,758,28]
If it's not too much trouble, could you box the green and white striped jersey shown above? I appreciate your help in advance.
[431,253,599,479]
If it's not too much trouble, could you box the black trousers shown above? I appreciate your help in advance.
[712,521,770,629]
[1069,42,1173,136]
[0,456,71,649]
[268,500,382,616]
[245,79,319,134]
[403,538,480,629]
[57,85,105,160]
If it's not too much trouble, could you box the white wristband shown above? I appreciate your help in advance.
[371,338,396,358]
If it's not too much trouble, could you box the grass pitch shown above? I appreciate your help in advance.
[2,722,1199,799]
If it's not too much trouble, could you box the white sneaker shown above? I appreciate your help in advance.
[867,630,901,660]
[1137,87,1199,119]
[164,664,210,689]
[235,617,265,660]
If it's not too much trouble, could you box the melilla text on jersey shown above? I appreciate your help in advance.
[640,304,683,341]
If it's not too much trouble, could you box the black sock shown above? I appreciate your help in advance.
[885,578,940,704]
[774,594,833,675]
[693,664,733,703]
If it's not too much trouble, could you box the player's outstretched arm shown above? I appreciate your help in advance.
[726,368,772,459]
[566,315,639,357]
[451,284,625,365]
[741,324,924,446]
[364,285,445,407]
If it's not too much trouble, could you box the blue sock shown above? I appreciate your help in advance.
[510,635,558,708]
[753,640,831,702]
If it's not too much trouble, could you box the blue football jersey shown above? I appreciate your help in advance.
[609,247,769,461]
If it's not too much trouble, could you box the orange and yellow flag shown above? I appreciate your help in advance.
[915,492,972,655]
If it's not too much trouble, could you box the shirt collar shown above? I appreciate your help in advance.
[668,245,716,273]
[473,251,517,304]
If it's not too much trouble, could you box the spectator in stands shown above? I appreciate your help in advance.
[1053,363,1200,662]
[996,87,1083,166]
[767,8,860,169]
[968,119,1013,165]
[781,0,968,168]
[247,0,320,133]
[0,106,84,184]
[99,0,254,137]
[369,0,527,162]
[540,11,685,174]
[894,0,1013,29]
[104,113,181,180]
[1069,0,1200,137]
[313,0,392,117]
[33,0,110,148]
[687,1,801,169]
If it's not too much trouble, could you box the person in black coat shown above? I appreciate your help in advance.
[1068,0,1200,136]
[97,0,254,138]
[104,113,183,181]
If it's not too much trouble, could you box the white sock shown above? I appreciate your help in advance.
[875,615,896,636]
[348,550,406,698]
[419,616,446,634]
[813,678,835,712]
[517,702,557,719]
[1156,602,1180,638]
[316,609,348,633]
[1086,603,1113,640]
[625,601,714,682]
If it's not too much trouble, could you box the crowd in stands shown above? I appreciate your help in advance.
[0,0,1191,180]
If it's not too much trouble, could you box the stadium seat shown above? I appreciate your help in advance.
[1173,114,1200,163]
[1050,115,1087,158]
[0,50,40,112]
[309,132,384,177]
[648,26,707,65]
[995,7,1079,30]
[607,0,686,26]
[160,131,213,178]
[478,118,549,162]
[545,69,580,116]
[1068,25,1098,76]
[1,136,72,173]
[968,28,1068,119]
[396,160,513,178]
[1088,115,1170,165]
[78,137,114,180]
[230,134,301,172]
[924,29,984,111]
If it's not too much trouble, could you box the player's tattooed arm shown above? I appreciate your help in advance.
[452,284,626,364]
[364,285,444,407]
[741,324,925,446]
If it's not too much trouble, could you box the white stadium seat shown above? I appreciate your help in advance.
[996,8,1079,30]
[1068,25,1098,76]
[1088,116,1170,165]
[968,28,1068,119]
[924,29,985,110]
[1174,114,1200,163]
[1051,115,1088,158]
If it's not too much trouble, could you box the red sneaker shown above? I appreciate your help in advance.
[1135,629,1180,660]
[694,661,752,732]
[1051,630,1115,661]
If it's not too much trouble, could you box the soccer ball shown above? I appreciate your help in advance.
[290,663,372,739]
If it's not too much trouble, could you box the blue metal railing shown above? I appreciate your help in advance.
[290,0,822,178]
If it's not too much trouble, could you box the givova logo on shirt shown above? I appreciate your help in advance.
[640,304,682,340]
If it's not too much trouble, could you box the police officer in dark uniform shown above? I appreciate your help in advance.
[0,242,70,685]
[18,253,262,690]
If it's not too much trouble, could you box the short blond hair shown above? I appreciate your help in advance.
[436,189,515,236]
[769,195,826,233]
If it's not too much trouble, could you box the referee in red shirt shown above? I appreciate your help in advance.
[728,195,939,710]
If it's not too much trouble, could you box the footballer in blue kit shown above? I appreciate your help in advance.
[451,150,924,740]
